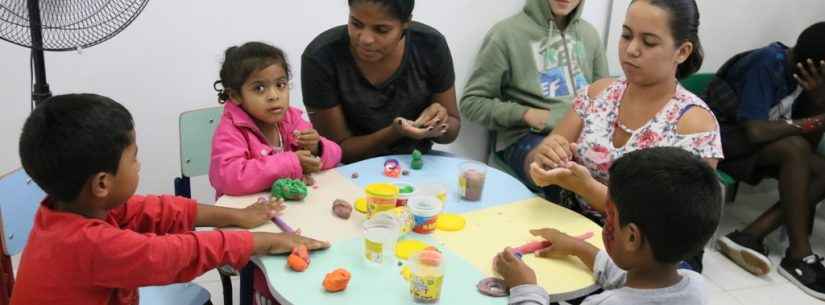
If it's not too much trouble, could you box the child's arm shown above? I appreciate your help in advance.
[195,198,283,229]
[210,124,304,195]
[531,229,627,289]
[88,226,329,288]
[111,195,199,234]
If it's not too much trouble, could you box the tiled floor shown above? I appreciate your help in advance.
[11,180,824,304]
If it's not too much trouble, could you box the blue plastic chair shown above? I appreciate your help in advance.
[173,106,236,305]
[174,106,223,198]
[0,168,211,305]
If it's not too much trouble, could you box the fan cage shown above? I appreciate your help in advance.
[0,0,149,51]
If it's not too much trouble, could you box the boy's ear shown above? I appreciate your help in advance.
[624,223,644,252]
[88,172,112,199]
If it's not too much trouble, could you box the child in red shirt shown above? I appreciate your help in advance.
[11,94,330,305]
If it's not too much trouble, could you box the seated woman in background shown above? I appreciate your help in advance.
[524,0,723,270]
[460,0,609,201]
[301,0,460,164]
[707,22,825,300]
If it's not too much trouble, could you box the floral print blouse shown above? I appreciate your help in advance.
[573,78,724,185]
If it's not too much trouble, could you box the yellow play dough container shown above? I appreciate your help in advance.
[366,183,399,218]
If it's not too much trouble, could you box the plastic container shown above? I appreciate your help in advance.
[417,183,448,204]
[458,161,487,202]
[365,183,399,218]
[363,216,400,265]
[394,182,416,207]
[409,249,445,303]
[375,207,414,234]
[408,196,443,234]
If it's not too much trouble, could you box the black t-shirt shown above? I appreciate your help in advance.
[301,22,455,156]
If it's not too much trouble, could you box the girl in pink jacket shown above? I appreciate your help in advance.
[210,42,342,196]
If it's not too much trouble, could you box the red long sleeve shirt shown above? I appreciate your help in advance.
[10,195,254,305]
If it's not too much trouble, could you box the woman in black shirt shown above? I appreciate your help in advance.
[301,0,460,163]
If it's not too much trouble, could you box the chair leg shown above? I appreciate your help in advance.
[174,176,192,198]
[239,263,254,305]
[220,273,233,305]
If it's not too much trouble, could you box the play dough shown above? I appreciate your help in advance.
[395,239,431,260]
[436,213,466,231]
[271,178,308,201]
[323,268,351,292]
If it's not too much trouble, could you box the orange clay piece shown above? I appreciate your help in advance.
[323,268,351,292]
[287,245,310,272]
[419,248,443,267]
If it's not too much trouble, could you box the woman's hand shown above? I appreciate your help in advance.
[414,102,449,130]
[529,158,594,192]
[393,117,446,140]
[531,135,574,168]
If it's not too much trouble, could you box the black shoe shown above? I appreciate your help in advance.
[779,254,825,300]
[718,231,771,275]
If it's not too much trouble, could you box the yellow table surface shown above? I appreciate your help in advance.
[434,197,604,297]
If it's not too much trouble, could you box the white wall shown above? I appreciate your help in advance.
[0,0,606,200]
[606,0,825,76]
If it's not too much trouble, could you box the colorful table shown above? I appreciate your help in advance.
[216,155,604,304]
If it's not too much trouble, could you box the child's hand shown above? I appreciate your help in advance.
[295,129,321,155]
[414,102,449,129]
[252,232,330,255]
[493,247,537,289]
[393,117,447,140]
[529,228,582,258]
[235,197,285,229]
[297,150,322,173]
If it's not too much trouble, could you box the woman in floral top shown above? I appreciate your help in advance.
[524,0,723,221]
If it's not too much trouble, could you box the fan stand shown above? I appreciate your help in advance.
[27,0,51,106]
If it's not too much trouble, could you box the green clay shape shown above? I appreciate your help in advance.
[271,178,308,201]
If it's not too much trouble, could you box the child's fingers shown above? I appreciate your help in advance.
[807,59,823,79]
[299,236,331,251]
[529,228,556,238]
[794,74,813,90]
[799,62,814,80]
[500,247,518,263]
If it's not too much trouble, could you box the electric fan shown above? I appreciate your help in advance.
[0,0,150,105]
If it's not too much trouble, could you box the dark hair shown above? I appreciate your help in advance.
[794,22,825,66]
[608,147,722,264]
[19,94,135,202]
[348,0,415,22]
[215,42,291,103]
[635,0,704,79]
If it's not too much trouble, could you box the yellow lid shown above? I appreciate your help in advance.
[365,183,399,198]
[354,197,368,214]
[436,213,466,231]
